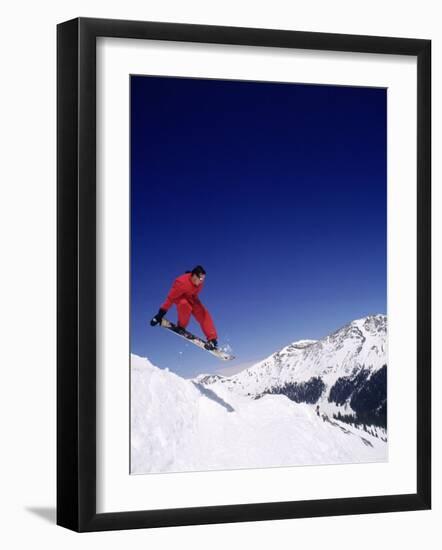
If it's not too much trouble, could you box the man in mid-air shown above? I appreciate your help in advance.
[150,265,218,350]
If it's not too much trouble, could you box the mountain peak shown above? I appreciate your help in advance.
[351,313,386,329]
[193,373,224,385]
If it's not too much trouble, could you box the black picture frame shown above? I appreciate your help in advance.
[57,17,431,532]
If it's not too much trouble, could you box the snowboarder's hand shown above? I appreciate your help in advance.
[150,308,167,326]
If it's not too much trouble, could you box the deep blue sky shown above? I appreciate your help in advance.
[130,75,386,378]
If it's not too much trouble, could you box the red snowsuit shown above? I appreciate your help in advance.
[160,273,217,341]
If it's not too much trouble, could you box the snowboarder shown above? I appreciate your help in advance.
[150,265,218,350]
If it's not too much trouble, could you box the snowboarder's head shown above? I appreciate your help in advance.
[190,265,206,286]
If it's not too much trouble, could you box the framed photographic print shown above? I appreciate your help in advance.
[57,17,431,532]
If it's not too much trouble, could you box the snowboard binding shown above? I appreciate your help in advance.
[204,339,218,351]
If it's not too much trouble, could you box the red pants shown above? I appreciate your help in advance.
[176,298,217,341]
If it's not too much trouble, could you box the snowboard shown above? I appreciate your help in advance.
[159,318,235,361]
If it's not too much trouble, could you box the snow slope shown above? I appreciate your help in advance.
[131,353,387,475]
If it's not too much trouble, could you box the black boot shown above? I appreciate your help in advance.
[205,338,218,351]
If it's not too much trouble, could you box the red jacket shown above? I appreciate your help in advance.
[161,273,204,311]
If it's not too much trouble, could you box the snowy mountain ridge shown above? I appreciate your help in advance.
[201,314,386,393]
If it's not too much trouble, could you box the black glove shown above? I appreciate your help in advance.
[150,308,167,326]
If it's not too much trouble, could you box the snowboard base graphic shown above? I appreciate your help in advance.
[159,318,235,361]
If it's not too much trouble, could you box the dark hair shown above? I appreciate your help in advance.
[190,265,206,277]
